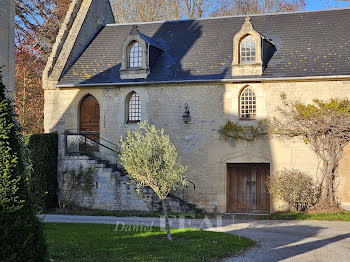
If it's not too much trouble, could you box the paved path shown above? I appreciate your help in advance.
[39,214,350,262]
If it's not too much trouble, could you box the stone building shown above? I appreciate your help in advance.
[0,0,15,96]
[43,0,350,213]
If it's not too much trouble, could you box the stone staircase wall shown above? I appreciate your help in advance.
[58,155,196,213]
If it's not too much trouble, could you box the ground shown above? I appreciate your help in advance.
[41,214,350,262]
[44,222,254,262]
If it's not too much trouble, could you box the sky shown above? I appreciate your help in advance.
[305,0,350,10]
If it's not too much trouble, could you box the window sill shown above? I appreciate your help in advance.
[239,118,256,121]
[120,68,150,79]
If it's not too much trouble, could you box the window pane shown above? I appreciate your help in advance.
[128,92,141,122]
[240,87,256,120]
[129,42,142,68]
[240,35,256,64]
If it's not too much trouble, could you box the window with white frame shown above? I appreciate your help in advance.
[240,35,256,64]
[240,86,256,120]
[129,41,142,68]
[126,92,141,122]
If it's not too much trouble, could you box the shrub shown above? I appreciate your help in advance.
[267,169,316,211]
[24,133,58,211]
[0,73,47,261]
[59,165,96,208]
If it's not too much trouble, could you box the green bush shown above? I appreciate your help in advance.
[24,133,58,211]
[0,73,47,261]
[267,169,316,211]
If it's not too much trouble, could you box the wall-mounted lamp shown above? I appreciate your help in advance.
[182,103,190,123]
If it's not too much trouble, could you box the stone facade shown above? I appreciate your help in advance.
[0,0,15,96]
[44,78,350,213]
[43,1,350,213]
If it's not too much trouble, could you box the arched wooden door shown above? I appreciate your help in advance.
[80,95,100,145]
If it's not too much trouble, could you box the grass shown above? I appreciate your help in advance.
[46,207,206,219]
[264,211,350,221]
[46,207,350,222]
[44,223,255,262]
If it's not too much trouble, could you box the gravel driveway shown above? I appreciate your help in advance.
[40,214,350,262]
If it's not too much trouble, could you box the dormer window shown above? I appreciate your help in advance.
[232,17,275,76]
[120,25,163,80]
[129,41,142,68]
[240,35,256,64]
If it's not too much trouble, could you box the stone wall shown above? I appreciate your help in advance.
[45,78,350,213]
[0,0,15,96]
[58,145,196,212]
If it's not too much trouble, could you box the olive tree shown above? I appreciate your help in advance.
[119,122,187,240]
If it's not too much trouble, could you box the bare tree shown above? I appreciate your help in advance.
[270,94,350,208]
[211,0,305,16]
[15,0,70,134]
[111,0,184,23]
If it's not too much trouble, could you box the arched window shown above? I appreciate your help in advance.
[240,35,256,64]
[129,41,142,68]
[126,91,141,123]
[240,86,256,120]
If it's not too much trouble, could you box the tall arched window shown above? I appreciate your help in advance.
[240,86,256,120]
[126,91,141,123]
[240,35,256,64]
[129,41,142,68]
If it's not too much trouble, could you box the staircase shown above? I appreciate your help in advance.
[59,131,197,213]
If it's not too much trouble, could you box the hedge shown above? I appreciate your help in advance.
[0,72,47,261]
[24,133,58,211]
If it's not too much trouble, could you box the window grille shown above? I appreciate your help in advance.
[240,87,256,119]
[129,42,142,67]
[240,35,256,64]
[127,92,141,122]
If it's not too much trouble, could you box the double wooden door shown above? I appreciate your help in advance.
[227,163,270,214]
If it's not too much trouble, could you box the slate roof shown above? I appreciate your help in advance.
[59,8,350,86]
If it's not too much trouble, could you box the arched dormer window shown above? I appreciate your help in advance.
[129,41,142,68]
[240,86,256,120]
[240,35,256,64]
[126,91,141,123]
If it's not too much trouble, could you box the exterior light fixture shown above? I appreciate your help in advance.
[182,103,190,123]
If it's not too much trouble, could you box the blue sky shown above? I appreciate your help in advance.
[306,0,350,10]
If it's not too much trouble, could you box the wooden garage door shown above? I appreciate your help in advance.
[227,163,270,214]
[80,94,100,143]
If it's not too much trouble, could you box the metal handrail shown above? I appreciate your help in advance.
[187,180,196,190]
[66,129,118,147]
[65,130,117,153]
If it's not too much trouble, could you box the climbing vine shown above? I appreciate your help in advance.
[218,120,268,143]
[59,165,96,208]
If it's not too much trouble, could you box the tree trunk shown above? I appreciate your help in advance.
[320,159,337,208]
[162,199,172,240]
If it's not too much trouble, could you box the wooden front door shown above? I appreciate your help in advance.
[80,95,100,146]
[227,163,270,214]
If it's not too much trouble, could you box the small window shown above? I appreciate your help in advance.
[240,87,256,120]
[129,41,142,68]
[240,35,256,64]
[126,92,141,123]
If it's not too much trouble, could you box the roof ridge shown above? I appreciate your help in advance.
[106,6,350,27]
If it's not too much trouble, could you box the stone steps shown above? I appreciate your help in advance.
[62,153,198,213]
